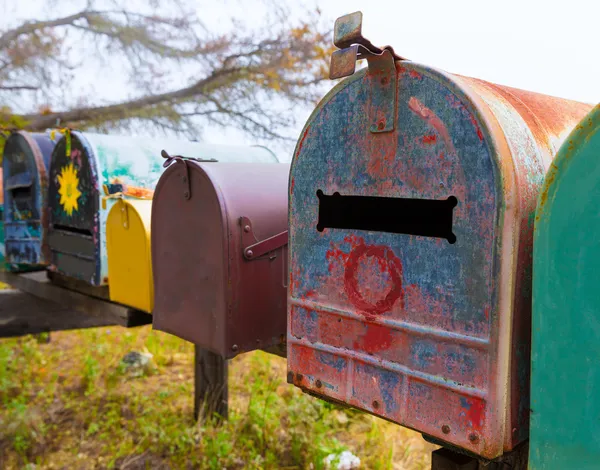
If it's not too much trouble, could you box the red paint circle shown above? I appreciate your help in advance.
[344,243,404,315]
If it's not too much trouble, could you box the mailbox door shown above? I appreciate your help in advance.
[3,132,53,269]
[48,133,101,284]
[107,198,153,312]
[152,162,228,353]
[530,105,600,469]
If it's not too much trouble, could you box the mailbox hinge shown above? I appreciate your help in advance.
[329,11,403,134]
[161,149,218,201]
[240,216,288,261]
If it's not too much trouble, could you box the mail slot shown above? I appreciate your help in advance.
[106,145,280,313]
[2,131,57,270]
[530,105,600,469]
[48,131,278,287]
[287,12,592,460]
[151,161,289,358]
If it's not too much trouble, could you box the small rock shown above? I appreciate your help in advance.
[324,450,360,470]
[120,350,154,376]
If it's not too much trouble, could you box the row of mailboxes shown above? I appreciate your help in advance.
[285,12,592,461]
[529,104,600,469]
[47,131,279,288]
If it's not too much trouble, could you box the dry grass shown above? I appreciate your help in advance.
[0,326,435,469]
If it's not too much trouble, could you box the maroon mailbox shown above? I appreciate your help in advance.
[151,159,289,358]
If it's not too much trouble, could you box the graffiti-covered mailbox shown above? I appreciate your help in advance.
[106,145,279,313]
[151,161,289,358]
[530,105,600,469]
[2,131,57,270]
[48,132,276,287]
[287,12,591,460]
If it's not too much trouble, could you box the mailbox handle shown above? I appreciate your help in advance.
[240,216,288,261]
[244,230,288,261]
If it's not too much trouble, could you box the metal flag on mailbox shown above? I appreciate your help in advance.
[151,160,289,358]
[530,104,600,469]
[2,131,58,271]
[106,146,281,313]
[47,131,277,288]
[287,11,592,460]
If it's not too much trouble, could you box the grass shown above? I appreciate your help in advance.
[0,326,435,469]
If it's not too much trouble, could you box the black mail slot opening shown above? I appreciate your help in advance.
[11,187,33,210]
[52,224,93,237]
[316,191,457,244]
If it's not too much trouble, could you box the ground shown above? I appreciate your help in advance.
[0,325,435,469]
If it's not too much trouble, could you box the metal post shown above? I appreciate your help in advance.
[194,346,228,422]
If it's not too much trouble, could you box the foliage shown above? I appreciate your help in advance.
[0,0,333,142]
[0,326,435,469]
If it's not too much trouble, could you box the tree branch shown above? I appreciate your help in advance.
[0,11,91,50]
[0,85,38,91]
[9,67,243,130]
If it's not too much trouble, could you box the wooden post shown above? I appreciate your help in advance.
[194,346,228,422]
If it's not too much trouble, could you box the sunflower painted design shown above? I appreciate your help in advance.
[57,163,82,216]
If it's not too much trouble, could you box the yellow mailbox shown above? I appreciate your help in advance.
[106,197,153,312]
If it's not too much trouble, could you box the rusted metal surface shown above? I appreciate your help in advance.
[2,131,57,270]
[151,162,289,359]
[47,132,278,287]
[288,12,592,460]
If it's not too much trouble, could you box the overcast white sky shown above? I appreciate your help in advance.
[202,0,600,160]
[3,0,599,161]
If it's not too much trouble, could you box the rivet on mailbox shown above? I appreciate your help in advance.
[151,161,289,358]
[287,11,592,460]
[2,131,58,271]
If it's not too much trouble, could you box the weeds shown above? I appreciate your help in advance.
[0,326,435,469]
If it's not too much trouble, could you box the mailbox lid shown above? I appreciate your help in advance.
[152,161,289,357]
[287,60,589,459]
[530,105,600,468]
[107,198,153,312]
[3,131,56,269]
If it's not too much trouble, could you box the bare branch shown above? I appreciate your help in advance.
[0,85,38,91]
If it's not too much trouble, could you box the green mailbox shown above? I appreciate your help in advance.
[531,103,600,469]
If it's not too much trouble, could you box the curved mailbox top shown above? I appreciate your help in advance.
[2,130,58,269]
[48,131,278,286]
[152,161,290,358]
[530,104,600,469]
[288,55,591,459]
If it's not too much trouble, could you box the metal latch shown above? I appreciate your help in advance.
[329,11,405,134]
[161,149,218,201]
[240,216,288,261]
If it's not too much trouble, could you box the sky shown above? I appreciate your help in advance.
[200,0,600,161]
[3,0,599,162]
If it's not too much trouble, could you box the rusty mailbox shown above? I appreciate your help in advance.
[151,160,289,358]
[47,131,277,287]
[2,131,57,270]
[287,12,592,460]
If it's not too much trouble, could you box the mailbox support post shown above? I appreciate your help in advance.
[431,442,528,470]
[194,346,228,422]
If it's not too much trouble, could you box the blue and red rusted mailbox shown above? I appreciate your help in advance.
[47,131,277,287]
[151,160,289,358]
[2,131,57,271]
[287,12,592,460]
